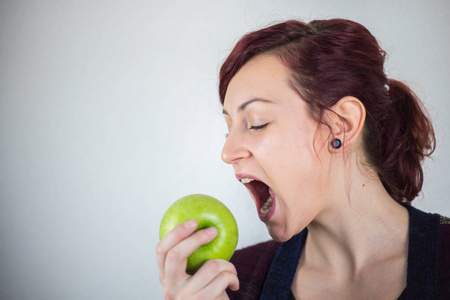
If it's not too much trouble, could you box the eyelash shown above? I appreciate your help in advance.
[250,123,268,131]
[224,123,268,139]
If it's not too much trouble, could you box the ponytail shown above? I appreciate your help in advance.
[375,79,435,202]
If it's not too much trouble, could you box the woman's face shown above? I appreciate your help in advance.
[222,54,334,242]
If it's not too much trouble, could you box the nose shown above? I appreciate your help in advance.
[221,130,251,165]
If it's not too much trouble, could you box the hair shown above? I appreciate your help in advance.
[219,19,435,203]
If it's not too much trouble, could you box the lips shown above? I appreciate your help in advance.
[235,174,276,222]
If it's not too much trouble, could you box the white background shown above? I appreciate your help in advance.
[1,1,449,299]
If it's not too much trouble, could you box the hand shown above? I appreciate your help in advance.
[156,220,239,300]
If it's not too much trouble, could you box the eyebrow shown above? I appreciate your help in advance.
[222,98,274,115]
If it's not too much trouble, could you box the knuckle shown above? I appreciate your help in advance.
[176,292,192,300]
[163,289,183,300]
[197,230,214,243]
[230,264,238,275]
[167,248,182,261]
[163,289,172,299]
[216,272,228,282]
[181,294,193,300]
[218,271,236,285]
[204,259,221,273]
[155,243,165,256]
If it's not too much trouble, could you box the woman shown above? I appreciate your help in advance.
[156,19,450,299]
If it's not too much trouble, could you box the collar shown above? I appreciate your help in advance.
[260,205,441,299]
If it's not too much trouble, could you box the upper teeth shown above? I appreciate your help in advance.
[240,178,254,184]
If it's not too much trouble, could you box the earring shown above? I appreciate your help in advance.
[331,138,342,149]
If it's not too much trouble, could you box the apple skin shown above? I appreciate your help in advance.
[159,194,239,274]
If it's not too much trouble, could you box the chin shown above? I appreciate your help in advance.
[266,223,295,242]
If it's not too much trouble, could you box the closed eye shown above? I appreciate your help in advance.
[250,123,268,131]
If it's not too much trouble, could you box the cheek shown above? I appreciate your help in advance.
[254,118,329,187]
[267,127,320,174]
[269,129,328,204]
[260,132,325,207]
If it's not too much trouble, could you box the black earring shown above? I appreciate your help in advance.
[331,139,342,149]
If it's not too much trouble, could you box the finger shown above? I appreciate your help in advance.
[192,271,239,299]
[165,227,218,287]
[156,220,198,281]
[181,259,237,295]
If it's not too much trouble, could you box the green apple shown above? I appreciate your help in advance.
[159,194,239,274]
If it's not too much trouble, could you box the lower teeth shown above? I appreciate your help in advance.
[260,195,273,215]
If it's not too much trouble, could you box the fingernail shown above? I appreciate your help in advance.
[184,220,197,229]
[205,227,217,235]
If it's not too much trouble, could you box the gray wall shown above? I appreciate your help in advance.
[1,1,449,299]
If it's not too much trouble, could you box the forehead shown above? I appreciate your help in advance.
[223,54,293,110]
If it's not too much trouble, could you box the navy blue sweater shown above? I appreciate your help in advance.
[228,205,450,299]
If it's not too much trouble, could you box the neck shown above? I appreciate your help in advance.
[304,157,409,279]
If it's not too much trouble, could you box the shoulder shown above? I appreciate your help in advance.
[440,215,450,225]
[438,215,450,298]
[230,240,281,276]
[227,240,281,300]
[439,215,450,248]
[231,239,281,263]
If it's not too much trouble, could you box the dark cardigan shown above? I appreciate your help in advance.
[227,205,450,299]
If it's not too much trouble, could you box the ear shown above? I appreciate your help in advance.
[327,96,366,152]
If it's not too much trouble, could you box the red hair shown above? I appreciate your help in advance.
[219,19,435,203]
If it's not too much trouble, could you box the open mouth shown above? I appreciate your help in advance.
[238,176,276,222]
